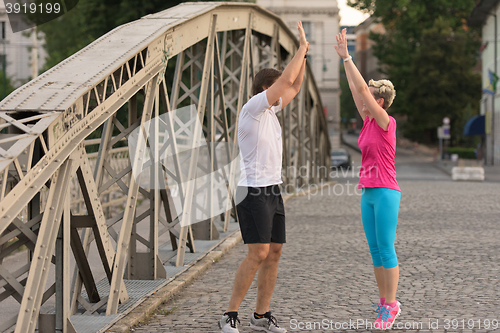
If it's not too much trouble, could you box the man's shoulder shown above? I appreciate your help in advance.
[247,91,267,105]
[240,91,270,119]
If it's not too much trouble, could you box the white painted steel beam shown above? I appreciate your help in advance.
[0,2,331,331]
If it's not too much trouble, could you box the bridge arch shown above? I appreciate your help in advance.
[0,3,331,332]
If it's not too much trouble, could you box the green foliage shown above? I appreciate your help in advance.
[0,70,16,101]
[78,0,185,41]
[446,147,476,159]
[37,3,93,70]
[339,65,357,123]
[347,0,481,144]
[405,19,481,143]
[37,0,216,71]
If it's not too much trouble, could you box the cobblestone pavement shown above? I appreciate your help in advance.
[134,151,500,333]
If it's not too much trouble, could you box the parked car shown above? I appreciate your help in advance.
[331,148,351,170]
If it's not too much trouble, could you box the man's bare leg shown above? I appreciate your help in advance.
[255,242,282,314]
[226,243,270,312]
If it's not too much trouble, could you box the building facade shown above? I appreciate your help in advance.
[354,16,385,82]
[256,0,340,147]
[469,0,500,165]
[0,2,46,90]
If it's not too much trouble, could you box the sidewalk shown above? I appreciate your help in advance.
[435,160,500,182]
[133,177,500,332]
[342,131,434,157]
[341,131,361,153]
[342,131,500,182]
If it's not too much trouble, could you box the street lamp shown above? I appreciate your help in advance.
[2,42,6,100]
[486,12,497,166]
[0,21,6,100]
[491,12,497,166]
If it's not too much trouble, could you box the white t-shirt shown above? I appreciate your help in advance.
[237,90,283,187]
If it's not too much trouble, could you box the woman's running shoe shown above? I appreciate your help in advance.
[374,301,401,330]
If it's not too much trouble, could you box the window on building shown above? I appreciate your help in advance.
[0,22,5,40]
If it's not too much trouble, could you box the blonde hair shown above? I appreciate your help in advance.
[368,79,396,110]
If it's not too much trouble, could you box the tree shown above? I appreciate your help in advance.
[37,0,252,71]
[78,0,186,42]
[37,0,207,71]
[339,65,357,127]
[405,19,481,143]
[347,0,481,144]
[0,70,16,101]
[37,6,93,70]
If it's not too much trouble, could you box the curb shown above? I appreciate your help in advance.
[282,180,337,204]
[340,133,361,153]
[432,162,452,177]
[106,181,336,333]
[341,133,436,158]
[105,231,243,333]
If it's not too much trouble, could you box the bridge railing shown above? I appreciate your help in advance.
[0,2,331,332]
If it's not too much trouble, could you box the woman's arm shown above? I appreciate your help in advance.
[345,68,369,120]
[334,28,389,130]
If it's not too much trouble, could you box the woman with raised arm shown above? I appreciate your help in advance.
[334,28,402,330]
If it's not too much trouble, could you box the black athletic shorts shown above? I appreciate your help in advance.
[235,185,286,244]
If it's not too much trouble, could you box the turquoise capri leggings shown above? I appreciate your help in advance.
[360,187,401,269]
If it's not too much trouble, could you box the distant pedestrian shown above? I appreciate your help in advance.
[334,28,402,330]
[218,22,309,333]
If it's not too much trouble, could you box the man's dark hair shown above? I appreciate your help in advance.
[252,68,282,96]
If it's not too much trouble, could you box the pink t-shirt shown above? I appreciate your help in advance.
[358,115,400,191]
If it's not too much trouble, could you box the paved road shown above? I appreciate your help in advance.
[135,148,500,333]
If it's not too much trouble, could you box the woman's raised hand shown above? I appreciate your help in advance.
[334,28,349,59]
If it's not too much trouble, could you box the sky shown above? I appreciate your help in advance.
[338,0,370,26]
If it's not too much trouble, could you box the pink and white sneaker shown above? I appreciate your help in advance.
[372,302,384,314]
[374,301,401,330]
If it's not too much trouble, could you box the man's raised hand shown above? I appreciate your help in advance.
[297,21,309,52]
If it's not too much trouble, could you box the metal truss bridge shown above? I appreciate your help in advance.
[0,2,331,332]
